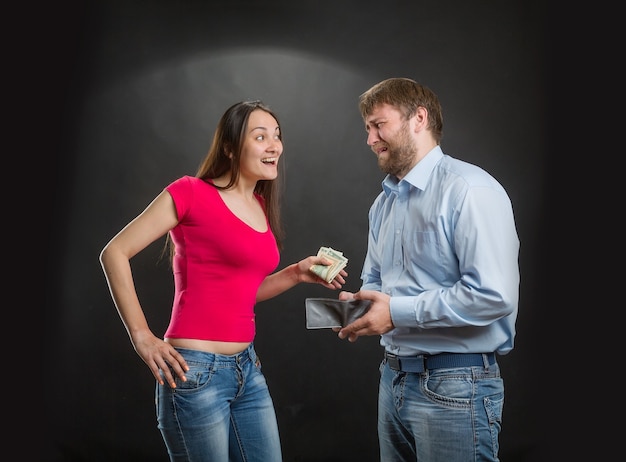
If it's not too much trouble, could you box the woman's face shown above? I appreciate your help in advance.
[239,109,282,182]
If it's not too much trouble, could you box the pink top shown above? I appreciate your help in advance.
[163,176,280,342]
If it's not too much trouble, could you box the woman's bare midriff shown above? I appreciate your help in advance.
[165,338,251,356]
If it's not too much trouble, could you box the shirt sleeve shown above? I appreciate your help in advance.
[391,185,520,329]
[165,176,194,222]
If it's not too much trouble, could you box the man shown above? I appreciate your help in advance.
[336,78,520,461]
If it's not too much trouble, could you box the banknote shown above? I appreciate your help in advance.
[309,246,348,283]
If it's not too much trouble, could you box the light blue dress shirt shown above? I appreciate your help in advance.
[361,145,520,357]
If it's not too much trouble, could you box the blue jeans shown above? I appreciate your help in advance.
[378,354,504,462]
[155,344,282,462]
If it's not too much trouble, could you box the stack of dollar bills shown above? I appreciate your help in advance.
[309,246,348,283]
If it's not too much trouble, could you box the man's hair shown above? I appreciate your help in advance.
[359,78,443,143]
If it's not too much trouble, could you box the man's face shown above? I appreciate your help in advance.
[364,103,416,178]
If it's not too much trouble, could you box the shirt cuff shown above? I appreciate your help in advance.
[389,296,419,327]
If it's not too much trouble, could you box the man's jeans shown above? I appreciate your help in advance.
[378,354,504,461]
[156,344,282,461]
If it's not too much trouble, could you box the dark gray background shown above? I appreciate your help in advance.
[43,0,551,460]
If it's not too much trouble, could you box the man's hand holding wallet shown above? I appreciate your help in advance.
[306,289,394,344]
[305,297,372,329]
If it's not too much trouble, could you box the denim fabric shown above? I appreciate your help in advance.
[378,354,504,462]
[155,344,282,462]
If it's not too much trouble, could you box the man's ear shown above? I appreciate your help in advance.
[413,106,428,132]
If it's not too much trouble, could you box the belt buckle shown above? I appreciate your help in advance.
[386,353,401,371]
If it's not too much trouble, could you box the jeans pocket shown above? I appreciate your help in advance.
[172,361,212,390]
[484,393,503,424]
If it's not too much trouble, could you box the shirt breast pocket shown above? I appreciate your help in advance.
[409,231,452,283]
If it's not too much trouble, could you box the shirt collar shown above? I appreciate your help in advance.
[382,145,443,196]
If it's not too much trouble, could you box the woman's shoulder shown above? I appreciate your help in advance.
[170,175,202,185]
[166,176,217,203]
[166,176,221,219]
[167,175,214,190]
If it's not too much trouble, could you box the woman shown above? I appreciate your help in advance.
[100,100,346,461]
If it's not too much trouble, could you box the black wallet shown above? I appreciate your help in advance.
[305,298,372,329]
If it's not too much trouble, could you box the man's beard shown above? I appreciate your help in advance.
[378,122,416,177]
